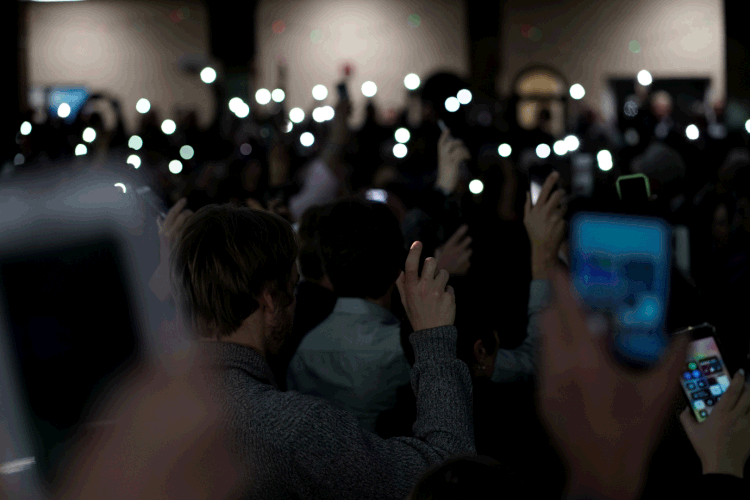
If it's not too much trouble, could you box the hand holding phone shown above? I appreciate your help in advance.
[436,127,471,195]
[524,171,566,279]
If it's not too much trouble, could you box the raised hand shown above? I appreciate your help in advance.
[434,224,472,276]
[395,241,456,332]
[150,198,193,301]
[436,128,471,195]
[524,171,567,279]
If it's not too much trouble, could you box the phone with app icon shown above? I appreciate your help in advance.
[679,328,732,423]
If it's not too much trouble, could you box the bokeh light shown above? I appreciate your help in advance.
[445,97,460,112]
[404,73,421,90]
[746,119,750,134]
[536,144,551,159]
[57,103,71,118]
[284,121,293,133]
[407,14,421,28]
[629,40,641,53]
[395,128,411,143]
[272,20,285,34]
[114,183,127,193]
[637,70,653,86]
[161,119,176,135]
[312,107,326,123]
[624,101,639,117]
[169,160,183,174]
[310,29,323,44]
[14,154,24,166]
[127,154,141,169]
[75,144,87,156]
[393,143,408,158]
[200,67,216,84]
[686,124,699,140]
[312,84,328,100]
[136,98,151,114]
[469,179,484,194]
[240,143,252,155]
[528,27,542,41]
[362,81,377,98]
[128,135,143,150]
[553,140,568,156]
[498,143,512,157]
[272,89,286,102]
[322,106,335,121]
[289,107,305,123]
[300,132,315,147]
[457,89,472,105]
[624,128,640,146]
[564,135,580,152]
[20,121,32,136]
[570,84,585,100]
[235,103,250,118]
[180,145,195,160]
[597,150,613,171]
[255,89,271,105]
[82,127,96,143]
[229,97,243,113]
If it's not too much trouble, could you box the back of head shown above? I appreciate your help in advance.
[408,455,502,500]
[297,204,334,281]
[454,293,497,369]
[170,204,298,339]
[317,199,405,299]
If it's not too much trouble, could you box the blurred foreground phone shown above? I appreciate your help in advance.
[133,185,168,220]
[676,324,732,423]
[337,82,349,101]
[616,174,651,202]
[528,164,560,206]
[570,212,672,367]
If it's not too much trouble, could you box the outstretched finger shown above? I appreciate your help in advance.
[438,128,451,149]
[395,271,408,310]
[404,241,423,285]
[164,198,188,232]
[446,224,469,247]
[537,172,560,209]
[524,192,531,219]
[422,257,438,283]
[545,189,566,215]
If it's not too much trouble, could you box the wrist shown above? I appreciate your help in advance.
[531,248,556,279]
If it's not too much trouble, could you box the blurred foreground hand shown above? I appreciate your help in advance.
[434,224,472,276]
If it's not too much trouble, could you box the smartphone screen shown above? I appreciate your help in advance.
[530,181,542,206]
[365,188,388,203]
[618,176,649,202]
[682,336,731,423]
[570,212,672,367]
[47,86,90,124]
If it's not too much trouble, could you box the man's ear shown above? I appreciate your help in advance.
[473,339,487,362]
[257,289,278,315]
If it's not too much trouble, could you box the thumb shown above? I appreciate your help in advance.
[680,406,698,435]
[395,271,406,305]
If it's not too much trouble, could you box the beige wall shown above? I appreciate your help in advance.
[500,0,725,124]
[26,0,213,134]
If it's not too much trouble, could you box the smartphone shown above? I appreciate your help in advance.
[134,185,168,220]
[437,119,447,132]
[679,329,732,423]
[365,188,388,203]
[47,86,90,124]
[528,165,559,207]
[337,82,349,101]
[616,174,651,202]
[570,212,672,367]
[436,120,470,181]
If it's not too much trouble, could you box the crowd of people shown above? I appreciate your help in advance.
[1,65,750,499]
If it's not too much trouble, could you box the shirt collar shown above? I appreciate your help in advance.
[332,297,399,325]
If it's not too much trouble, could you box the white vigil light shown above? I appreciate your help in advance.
[255,88,271,105]
[362,81,377,98]
[272,89,286,102]
[312,107,326,123]
[114,183,127,193]
[746,119,750,134]
[235,103,250,118]
[536,144,551,159]
[312,84,328,101]
[136,98,151,114]
[82,127,96,143]
[284,121,293,133]
[75,144,87,156]
[322,105,335,121]
[457,89,473,105]
[597,150,613,171]
[445,97,460,113]
[169,160,183,174]
[20,121,32,136]
[161,119,176,135]
[637,70,653,86]
[289,107,305,123]
[229,97,244,113]
[127,154,141,169]
[200,67,217,84]
[57,103,71,118]
[128,135,143,150]
[498,143,512,157]
[564,135,580,152]
[686,124,699,140]
[13,154,24,166]
[553,140,568,156]
[570,84,585,100]
[180,145,195,160]
[469,179,484,194]
[395,127,411,143]
[404,73,421,90]
[300,132,315,147]
[393,143,408,158]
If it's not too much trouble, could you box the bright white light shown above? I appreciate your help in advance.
[404,73,420,90]
[136,98,151,114]
[498,143,512,157]
[255,88,271,105]
[20,121,32,135]
[564,135,580,152]
[300,132,315,147]
[161,119,176,135]
[114,183,127,193]
[457,89,473,105]
[322,105,335,121]
[169,160,183,174]
[127,154,141,169]
[312,84,328,101]
[393,143,408,158]
[272,89,286,102]
[200,67,217,84]
[395,128,411,143]
[75,144,87,156]
[180,145,195,160]
[289,107,305,123]
[597,150,613,171]
[13,154,24,166]
[637,70,653,86]
[536,144,551,159]
[128,135,143,150]
[312,107,326,123]
[469,179,484,194]
[235,103,250,118]
[686,124,699,140]
[570,84,585,100]
[362,81,378,98]
[553,140,568,156]
[284,121,293,133]
[445,97,460,112]
[82,127,96,143]
[746,119,750,134]
[229,97,244,113]
[57,103,71,118]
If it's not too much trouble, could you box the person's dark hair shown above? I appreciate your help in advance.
[408,455,502,500]
[317,199,406,299]
[419,71,467,112]
[170,203,299,339]
[297,204,334,281]
[454,293,498,370]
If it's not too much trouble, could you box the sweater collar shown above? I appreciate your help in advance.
[197,341,278,389]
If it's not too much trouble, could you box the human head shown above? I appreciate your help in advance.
[297,204,334,283]
[170,204,299,342]
[419,71,466,124]
[454,294,499,378]
[650,91,673,120]
[316,199,406,300]
[407,455,502,500]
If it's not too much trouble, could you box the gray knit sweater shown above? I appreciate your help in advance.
[198,326,475,500]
